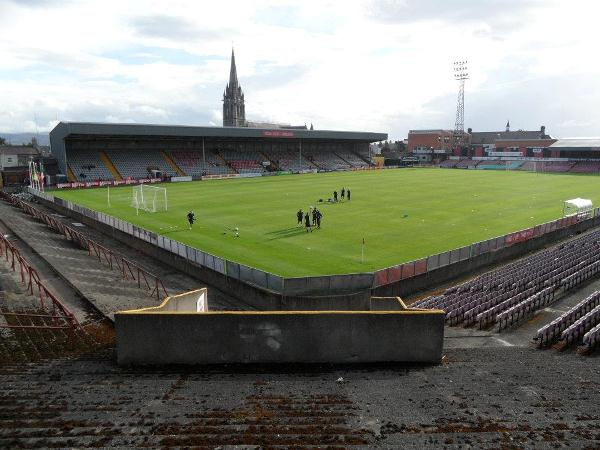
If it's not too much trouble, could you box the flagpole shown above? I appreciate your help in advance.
[35,162,40,191]
[28,160,33,190]
[39,159,45,192]
[361,237,365,263]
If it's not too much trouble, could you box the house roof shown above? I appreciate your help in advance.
[470,130,550,145]
[0,146,40,156]
[408,129,453,135]
[50,122,387,143]
[549,138,600,149]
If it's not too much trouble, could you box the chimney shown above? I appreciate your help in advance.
[540,125,546,137]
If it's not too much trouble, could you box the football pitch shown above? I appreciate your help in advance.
[52,169,600,277]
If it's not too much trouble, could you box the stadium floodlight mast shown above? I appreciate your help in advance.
[452,60,469,153]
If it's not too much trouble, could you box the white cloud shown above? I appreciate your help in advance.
[0,0,599,138]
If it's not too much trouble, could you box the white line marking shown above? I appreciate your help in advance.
[493,337,514,347]
[544,307,567,314]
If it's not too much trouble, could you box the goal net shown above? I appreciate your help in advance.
[131,184,168,213]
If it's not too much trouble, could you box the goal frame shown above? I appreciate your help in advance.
[131,184,168,213]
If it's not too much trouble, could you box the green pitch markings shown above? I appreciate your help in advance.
[52,169,600,277]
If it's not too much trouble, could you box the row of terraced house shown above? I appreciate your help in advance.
[408,124,600,173]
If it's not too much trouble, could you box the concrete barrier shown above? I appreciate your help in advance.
[116,293,444,365]
[370,296,407,311]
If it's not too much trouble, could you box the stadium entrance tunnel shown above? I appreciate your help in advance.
[115,290,444,365]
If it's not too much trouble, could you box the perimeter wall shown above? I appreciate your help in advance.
[26,188,600,306]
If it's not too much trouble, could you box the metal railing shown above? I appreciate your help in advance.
[0,191,168,301]
[0,233,80,330]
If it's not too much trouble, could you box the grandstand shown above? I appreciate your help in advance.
[218,148,267,174]
[440,158,600,174]
[438,138,600,174]
[168,149,234,176]
[50,122,385,182]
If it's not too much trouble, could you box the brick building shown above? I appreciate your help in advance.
[467,125,555,158]
[407,129,455,162]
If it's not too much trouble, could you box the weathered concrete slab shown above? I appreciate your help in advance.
[116,306,444,365]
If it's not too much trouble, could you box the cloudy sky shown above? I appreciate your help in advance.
[0,0,599,139]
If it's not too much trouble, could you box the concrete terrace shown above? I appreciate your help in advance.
[0,199,250,320]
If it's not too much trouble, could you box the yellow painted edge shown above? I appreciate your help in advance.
[116,309,445,316]
[116,289,443,316]
[132,288,207,313]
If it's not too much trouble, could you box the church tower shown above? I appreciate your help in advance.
[223,48,246,127]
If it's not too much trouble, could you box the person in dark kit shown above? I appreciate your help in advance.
[315,209,322,229]
[333,191,338,202]
[297,208,303,226]
[341,187,345,199]
[347,188,351,201]
[304,212,312,232]
[311,207,317,226]
[187,211,195,230]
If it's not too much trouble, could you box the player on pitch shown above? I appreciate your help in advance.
[187,211,195,230]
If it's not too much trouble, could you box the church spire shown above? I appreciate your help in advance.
[229,47,238,89]
[223,47,246,127]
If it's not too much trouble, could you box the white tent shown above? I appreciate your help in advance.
[563,198,593,218]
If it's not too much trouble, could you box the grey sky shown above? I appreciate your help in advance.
[0,0,598,139]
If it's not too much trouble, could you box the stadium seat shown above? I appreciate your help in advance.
[105,150,176,179]
[413,229,600,333]
[67,149,115,181]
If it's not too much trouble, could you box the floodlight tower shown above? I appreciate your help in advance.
[452,60,469,153]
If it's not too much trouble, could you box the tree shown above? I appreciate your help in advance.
[0,137,5,146]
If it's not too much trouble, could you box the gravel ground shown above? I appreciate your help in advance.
[1,345,598,449]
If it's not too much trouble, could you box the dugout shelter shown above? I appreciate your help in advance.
[563,198,593,219]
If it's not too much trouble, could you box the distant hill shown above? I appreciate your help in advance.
[0,132,50,146]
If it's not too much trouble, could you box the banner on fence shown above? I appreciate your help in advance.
[505,228,535,246]
[56,178,161,189]
[171,176,193,182]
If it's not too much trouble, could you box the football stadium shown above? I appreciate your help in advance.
[2,15,600,448]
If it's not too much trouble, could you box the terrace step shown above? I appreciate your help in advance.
[66,164,77,182]
[98,151,122,181]
[160,150,186,177]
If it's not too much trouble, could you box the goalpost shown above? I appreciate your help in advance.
[131,184,168,213]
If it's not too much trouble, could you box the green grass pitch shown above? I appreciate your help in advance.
[52,169,600,277]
